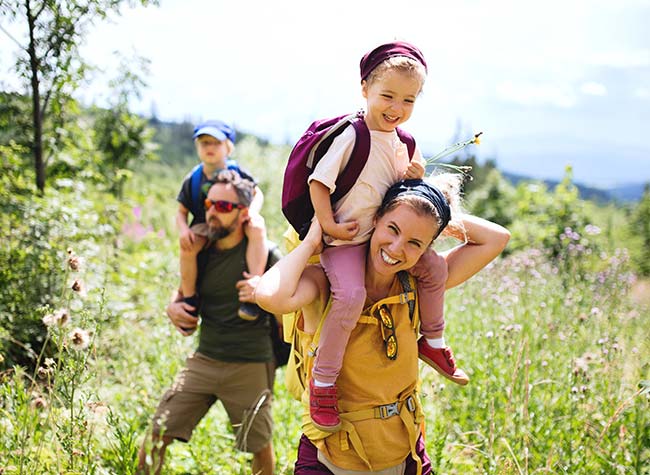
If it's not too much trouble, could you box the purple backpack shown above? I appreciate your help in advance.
[282,111,416,239]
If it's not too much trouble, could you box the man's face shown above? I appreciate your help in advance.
[205,183,246,240]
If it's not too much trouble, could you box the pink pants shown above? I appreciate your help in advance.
[313,243,448,384]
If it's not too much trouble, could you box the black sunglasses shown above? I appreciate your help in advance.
[376,304,397,360]
[204,199,245,213]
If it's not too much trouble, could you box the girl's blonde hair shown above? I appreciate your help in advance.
[364,56,427,93]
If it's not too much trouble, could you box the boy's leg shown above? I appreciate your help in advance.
[239,212,269,320]
[310,244,367,431]
[180,235,207,297]
[410,249,469,385]
[180,234,207,315]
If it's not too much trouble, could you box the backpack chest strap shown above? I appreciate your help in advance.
[335,389,424,474]
[339,394,418,422]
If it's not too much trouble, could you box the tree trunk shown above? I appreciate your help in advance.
[26,0,45,192]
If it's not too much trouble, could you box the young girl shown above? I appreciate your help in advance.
[306,41,469,431]
[177,120,267,322]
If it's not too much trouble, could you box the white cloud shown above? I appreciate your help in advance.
[634,87,650,99]
[587,50,650,68]
[496,81,576,108]
[580,82,607,96]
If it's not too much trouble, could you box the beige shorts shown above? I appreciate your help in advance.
[152,352,275,453]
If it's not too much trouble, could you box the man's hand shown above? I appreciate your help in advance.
[179,228,196,251]
[166,300,199,335]
[404,156,426,179]
[236,272,261,303]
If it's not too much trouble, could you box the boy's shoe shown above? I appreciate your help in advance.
[183,295,200,317]
[238,302,260,321]
[417,337,469,386]
[182,295,200,331]
[309,379,341,432]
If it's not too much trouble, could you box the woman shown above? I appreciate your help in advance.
[256,178,510,475]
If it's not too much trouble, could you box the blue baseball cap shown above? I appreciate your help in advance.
[192,120,236,142]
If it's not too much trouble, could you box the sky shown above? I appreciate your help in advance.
[1,0,649,188]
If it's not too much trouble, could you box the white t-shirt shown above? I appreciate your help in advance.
[308,125,423,246]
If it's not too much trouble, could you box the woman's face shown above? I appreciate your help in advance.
[369,203,438,277]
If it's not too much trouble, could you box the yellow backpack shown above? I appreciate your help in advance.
[283,270,416,401]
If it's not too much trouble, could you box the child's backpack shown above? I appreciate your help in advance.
[281,111,416,239]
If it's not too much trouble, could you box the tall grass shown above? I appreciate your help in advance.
[1,141,648,474]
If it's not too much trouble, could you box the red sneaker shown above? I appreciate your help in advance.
[417,337,469,386]
[309,379,342,432]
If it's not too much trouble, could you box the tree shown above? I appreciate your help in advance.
[0,0,157,192]
[93,54,156,196]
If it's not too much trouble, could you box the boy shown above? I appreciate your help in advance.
[176,120,267,321]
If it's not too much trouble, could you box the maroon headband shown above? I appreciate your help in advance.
[359,41,428,81]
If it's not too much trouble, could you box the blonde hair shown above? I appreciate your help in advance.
[194,137,235,156]
[364,56,427,93]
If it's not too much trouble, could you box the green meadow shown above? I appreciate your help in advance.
[1,133,649,474]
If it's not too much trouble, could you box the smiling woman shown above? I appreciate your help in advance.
[255,176,510,474]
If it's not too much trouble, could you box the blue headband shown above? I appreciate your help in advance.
[381,179,451,240]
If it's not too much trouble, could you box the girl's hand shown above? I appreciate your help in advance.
[404,157,426,179]
[323,220,360,241]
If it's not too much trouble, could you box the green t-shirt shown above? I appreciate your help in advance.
[197,239,281,362]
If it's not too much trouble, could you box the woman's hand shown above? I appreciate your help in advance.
[303,218,325,255]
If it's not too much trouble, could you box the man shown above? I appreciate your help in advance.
[138,170,281,475]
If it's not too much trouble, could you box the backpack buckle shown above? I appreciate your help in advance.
[405,396,416,413]
[398,292,409,304]
[377,401,399,419]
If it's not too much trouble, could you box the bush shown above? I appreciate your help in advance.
[0,164,123,368]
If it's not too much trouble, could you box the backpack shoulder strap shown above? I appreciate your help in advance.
[396,270,416,324]
[331,115,371,203]
[308,298,334,357]
[395,128,416,160]
[190,163,204,212]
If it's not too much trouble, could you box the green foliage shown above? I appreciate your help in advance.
[466,168,515,228]
[0,92,32,150]
[630,184,650,276]
[94,108,156,196]
[90,54,158,196]
[0,145,124,367]
[447,154,498,195]
[0,0,159,190]
[150,120,196,166]
[1,116,648,473]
